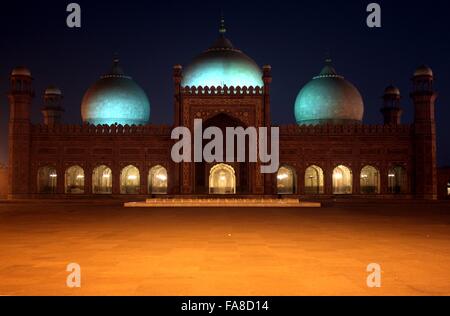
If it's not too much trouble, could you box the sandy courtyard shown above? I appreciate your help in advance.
[0,199,449,296]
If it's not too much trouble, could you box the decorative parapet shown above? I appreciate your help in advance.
[31,122,413,137]
[31,123,173,136]
[279,123,413,136]
[181,85,264,96]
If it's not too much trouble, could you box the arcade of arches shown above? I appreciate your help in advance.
[36,164,408,195]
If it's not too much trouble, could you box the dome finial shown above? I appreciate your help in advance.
[219,13,226,35]
[113,52,120,65]
[324,50,332,64]
[108,54,125,76]
[316,56,339,78]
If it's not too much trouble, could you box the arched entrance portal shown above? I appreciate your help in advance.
[209,163,236,195]
[195,113,249,194]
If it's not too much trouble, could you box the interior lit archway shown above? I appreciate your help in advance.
[388,166,407,194]
[65,165,85,194]
[277,166,296,194]
[120,165,140,194]
[304,165,324,194]
[360,165,380,194]
[333,165,352,194]
[209,163,236,195]
[148,165,168,194]
[92,165,112,194]
[37,166,57,194]
[447,182,450,196]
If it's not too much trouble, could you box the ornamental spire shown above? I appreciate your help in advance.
[219,14,226,35]
[324,50,332,65]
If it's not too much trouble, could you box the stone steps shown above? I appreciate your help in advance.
[124,198,321,208]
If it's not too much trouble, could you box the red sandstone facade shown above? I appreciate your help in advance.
[4,63,445,200]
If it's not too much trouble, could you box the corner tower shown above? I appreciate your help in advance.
[42,86,64,126]
[7,67,34,198]
[410,65,438,199]
[381,85,402,125]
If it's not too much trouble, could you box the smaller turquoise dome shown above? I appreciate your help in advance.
[294,60,364,125]
[81,59,150,126]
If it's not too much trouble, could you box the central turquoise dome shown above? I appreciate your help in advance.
[294,60,364,125]
[81,59,150,126]
[182,22,263,88]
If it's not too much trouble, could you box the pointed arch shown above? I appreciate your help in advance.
[120,165,140,194]
[388,166,407,194]
[65,165,85,194]
[209,163,236,194]
[37,166,57,194]
[277,165,297,194]
[304,165,324,194]
[360,165,380,194]
[92,165,112,194]
[333,165,353,194]
[148,165,168,194]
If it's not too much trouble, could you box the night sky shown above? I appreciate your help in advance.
[1,0,449,166]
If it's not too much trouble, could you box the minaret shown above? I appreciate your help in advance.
[41,86,64,126]
[410,65,438,199]
[380,85,402,125]
[7,67,34,198]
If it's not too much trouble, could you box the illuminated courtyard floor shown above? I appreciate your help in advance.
[0,200,449,296]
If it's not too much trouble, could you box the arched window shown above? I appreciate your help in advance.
[276,166,296,194]
[209,163,236,194]
[333,165,353,194]
[304,165,324,194]
[37,166,57,193]
[447,182,450,196]
[388,166,407,194]
[120,165,140,194]
[360,165,380,194]
[92,165,112,194]
[148,165,168,194]
[65,165,85,194]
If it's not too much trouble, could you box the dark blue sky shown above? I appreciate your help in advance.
[1,0,449,165]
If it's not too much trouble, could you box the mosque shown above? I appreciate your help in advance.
[5,21,449,200]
